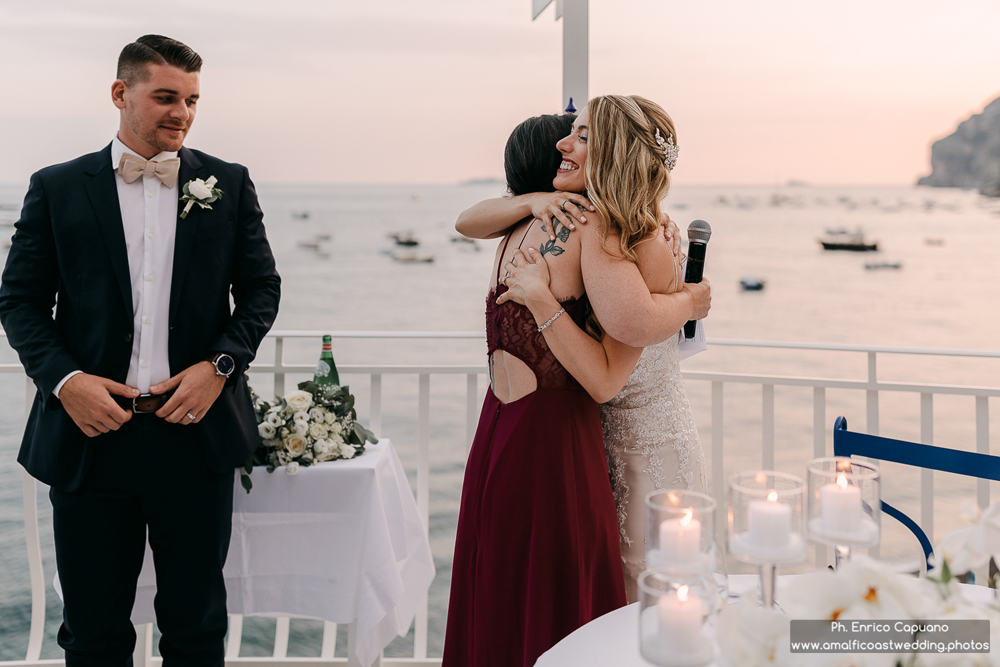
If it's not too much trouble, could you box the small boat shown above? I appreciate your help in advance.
[291,211,310,220]
[392,250,433,263]
[739,277,765,291]
[450,236,479,251]
[865,262,902,270]
[389,232,419,247]
[297,240,321,250]
[819,229,878,252]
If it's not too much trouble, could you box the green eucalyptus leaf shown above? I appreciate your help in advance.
[240,471,253,493]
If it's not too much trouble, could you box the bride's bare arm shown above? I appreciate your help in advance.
[455,191,595,240]
[579,223,711,348]
[497,248,641,403]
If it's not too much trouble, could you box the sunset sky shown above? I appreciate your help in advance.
[1,0,997,186]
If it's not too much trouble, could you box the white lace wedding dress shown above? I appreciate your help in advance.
[600,333,708,601]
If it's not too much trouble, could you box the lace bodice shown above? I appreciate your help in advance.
[600,333,707,597]
[486,285,589,391]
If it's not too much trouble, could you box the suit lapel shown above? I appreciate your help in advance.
[84,145,133,322]
[169,147,204,324]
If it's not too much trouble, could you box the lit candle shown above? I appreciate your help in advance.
[820,473,862,534]
[657,585,701,654]
[747,490,792,549]
[659,509,701,564]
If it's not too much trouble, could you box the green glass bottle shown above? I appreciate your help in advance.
[314,335,340,387]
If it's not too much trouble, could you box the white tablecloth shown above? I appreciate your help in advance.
[130,439,435,667]
[535,574,994,667]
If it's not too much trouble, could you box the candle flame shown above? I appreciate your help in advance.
[681,509,694,526]
[767,490,778,502]
[677,585,689,602]
[837,473,849,490]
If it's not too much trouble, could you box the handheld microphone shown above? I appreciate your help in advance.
[683,220,712,339]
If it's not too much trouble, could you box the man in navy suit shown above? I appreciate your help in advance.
[0,35,280,666]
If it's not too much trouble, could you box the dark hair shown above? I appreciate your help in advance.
[503,113,575,197]
[117,35,202,85]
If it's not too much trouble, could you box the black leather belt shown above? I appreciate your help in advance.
[114,391,174,414]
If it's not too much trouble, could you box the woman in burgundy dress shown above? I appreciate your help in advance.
[441,115,641,667]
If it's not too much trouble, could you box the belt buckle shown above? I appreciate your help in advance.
[132,393,158,414]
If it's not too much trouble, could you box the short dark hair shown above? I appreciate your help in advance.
[503,113,575,197]
[117,35,202,85]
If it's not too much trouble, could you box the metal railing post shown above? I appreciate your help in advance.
[22,375,45,663]
[977,396,990,510]
[762,384,774,470]
[273,335,286,399]
[466,373,478,453]
[370,373,382,437]
[920,393,934,541]
[415,373,431,660]
[866,351,879,435]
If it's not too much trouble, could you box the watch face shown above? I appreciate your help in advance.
[216,354,236,376]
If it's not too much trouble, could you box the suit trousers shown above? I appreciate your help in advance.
[49,416,234,667]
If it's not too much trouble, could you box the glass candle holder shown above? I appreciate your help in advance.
[729,471,807,566]
[638,569,717,667]
[806,457,880,566]
[646,489,717,577]
[728,470,806,609]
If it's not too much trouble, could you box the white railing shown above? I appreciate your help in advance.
[4,332,1000,665]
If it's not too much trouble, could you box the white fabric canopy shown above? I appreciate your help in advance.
[129,439,434,667]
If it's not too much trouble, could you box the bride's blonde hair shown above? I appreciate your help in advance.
[586,94,677,264]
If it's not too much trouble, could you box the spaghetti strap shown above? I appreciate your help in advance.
[496,233,516,283]
[496,218,537,284]
[516,219,536,251]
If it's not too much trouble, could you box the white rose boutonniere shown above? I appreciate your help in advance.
[179,175,223,219]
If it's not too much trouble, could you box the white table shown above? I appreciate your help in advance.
[535,574,994,667]
[130,439,435,667]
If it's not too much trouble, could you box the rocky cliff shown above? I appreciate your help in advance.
[918,95,1000,196]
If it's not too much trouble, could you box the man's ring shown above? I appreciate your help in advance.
[500,275,507,286]
[561,199,569,210]
[186,412,197,421]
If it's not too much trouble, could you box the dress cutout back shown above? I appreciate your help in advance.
[485,225,588,391]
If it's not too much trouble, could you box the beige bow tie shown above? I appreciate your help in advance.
[118,152,181,188]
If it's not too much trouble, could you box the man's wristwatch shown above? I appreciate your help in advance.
[211,353,236,378]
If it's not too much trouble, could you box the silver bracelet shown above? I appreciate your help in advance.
[537,307,566,332]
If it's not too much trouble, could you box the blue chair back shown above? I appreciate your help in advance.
[833,415,1000,569]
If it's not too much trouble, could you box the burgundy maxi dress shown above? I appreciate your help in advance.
[442,233,626,667]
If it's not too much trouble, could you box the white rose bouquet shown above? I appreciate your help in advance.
[240,379,378,492]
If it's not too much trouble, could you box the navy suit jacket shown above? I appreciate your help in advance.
[0,144,280,491]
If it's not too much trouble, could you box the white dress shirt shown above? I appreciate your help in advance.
[54,136,179,397]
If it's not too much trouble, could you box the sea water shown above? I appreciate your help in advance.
[1,181,999,658]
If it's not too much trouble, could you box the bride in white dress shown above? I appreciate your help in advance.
[458,95,710,601]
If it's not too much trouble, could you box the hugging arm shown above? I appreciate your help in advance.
[455,191,594,240]
[579,225,710,348]
[497,248,642,403]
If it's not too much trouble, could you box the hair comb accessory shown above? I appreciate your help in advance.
[655,128,679,171]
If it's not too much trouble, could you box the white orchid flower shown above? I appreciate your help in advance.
[931,500,1000,576]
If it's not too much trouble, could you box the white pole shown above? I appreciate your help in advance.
[561,0,588,112]
[532,0,589,112]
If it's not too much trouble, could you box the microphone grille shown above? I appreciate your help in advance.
[687,219,712,243]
